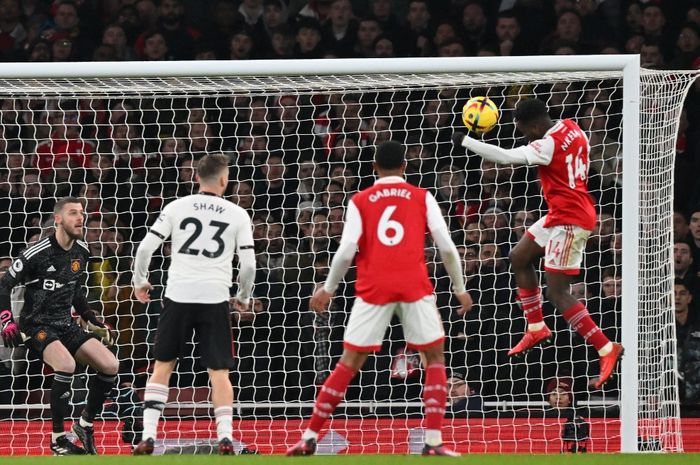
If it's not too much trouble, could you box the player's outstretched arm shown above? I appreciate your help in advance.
[132,232,163,303]
[426,193,472,315]
[461,134,553,166]
[312,201,362,313]
[233,250,256,311]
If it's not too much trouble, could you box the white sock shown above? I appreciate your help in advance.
[425,429,442,446]
[598,341,613,356]
[79,416,93,428]
[302,429,318,441]
[51,432,65,442]
[142,382,169,441]
[214,406,233,441]
[528,322,545,331]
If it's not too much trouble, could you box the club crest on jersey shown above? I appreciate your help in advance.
[71,259,81,273]
[36,330,47,342]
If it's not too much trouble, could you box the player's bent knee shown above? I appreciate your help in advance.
[104,356,120,376]
[53,358,76,374]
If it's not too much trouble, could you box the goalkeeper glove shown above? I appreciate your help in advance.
[79,310,117,347]
[0,309,22,348]
[86,320,117,347]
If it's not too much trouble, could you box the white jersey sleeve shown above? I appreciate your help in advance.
[425,193,466,294]
[323,200,361,293]
[462,135,554,166]
[233,215,255,305]
[149,201,175,240]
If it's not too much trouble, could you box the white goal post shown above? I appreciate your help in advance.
[0,56,697,455]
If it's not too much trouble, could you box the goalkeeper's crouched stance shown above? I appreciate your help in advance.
[0,197,120,455]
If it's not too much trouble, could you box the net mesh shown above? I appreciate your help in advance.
[0,67,697,455]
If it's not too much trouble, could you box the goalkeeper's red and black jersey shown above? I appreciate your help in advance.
[0,234,91,328]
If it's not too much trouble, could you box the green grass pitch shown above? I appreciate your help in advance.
[2,454,700,465]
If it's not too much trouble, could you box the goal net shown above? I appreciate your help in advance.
[0,58,696,455]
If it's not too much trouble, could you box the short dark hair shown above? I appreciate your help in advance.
[374,140,405,170]
[674,278,691,293]
[513,98,550,124]
[54,196,84,214]
[196,153,229,182]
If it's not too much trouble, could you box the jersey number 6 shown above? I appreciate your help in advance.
[377,205,404,246]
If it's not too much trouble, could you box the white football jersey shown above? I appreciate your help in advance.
[149,192,254,303]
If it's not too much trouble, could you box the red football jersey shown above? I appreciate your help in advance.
[533,119,597,231]
[350,178,434,304]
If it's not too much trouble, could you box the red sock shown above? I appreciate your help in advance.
[423,363,447,431]
[562,302,610,351]
[307,362,356,433]
[518,287,543,325]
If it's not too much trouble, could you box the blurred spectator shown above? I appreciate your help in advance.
[543,376,576,418]
[322,0,356,58]
[253,153,298,221]
[101,24,131,60]
[446,369,483,414]
[0,0,26,60]
[239,0,263,27]
[230,180,254,212]
[354,16,381,57]
[229,27,255,60]
[641,39,665,68]
[137,0,200,60]
[641,3,672,58]
[580,105,621,192]
[372,34,394,58]
[675,240,700,296]
[675,279,700,408]
[492,10,529,56]
[398,0,433,57]
[671,22,700,69]
[690,209,700,273]
[34,101,93,171]
[297,0,332,23]
[293,17,323,58]
[141,30,169,60]
[512,210,536,242]
[675,211,691,242]
[460,1,488,54]
[369,0,399,40]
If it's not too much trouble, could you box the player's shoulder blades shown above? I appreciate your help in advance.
[21,237,52,260]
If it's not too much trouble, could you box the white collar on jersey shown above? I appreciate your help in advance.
[374,175,405,185]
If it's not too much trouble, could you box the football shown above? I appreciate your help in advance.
[462,96,499,134]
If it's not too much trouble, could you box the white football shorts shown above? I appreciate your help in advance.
[526,215,591,275]
[343,295,445,352]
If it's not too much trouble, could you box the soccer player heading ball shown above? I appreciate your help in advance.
[461,98,623,389]
[287,140,472,457]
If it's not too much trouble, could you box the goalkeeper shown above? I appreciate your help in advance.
[0,197,119,455]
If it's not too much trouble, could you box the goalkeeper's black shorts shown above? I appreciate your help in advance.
[154,298,234,369]
[23,322,97,356]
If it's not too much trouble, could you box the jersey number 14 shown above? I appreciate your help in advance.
[565,148,587,189]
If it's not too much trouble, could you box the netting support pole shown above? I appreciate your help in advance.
[620,55,641,454]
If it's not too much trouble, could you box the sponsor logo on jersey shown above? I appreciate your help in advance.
[43,279,65,291]
[12,259,23,273]
[71,259,81,273]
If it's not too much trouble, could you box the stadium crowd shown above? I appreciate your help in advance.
[0,0,699,420]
